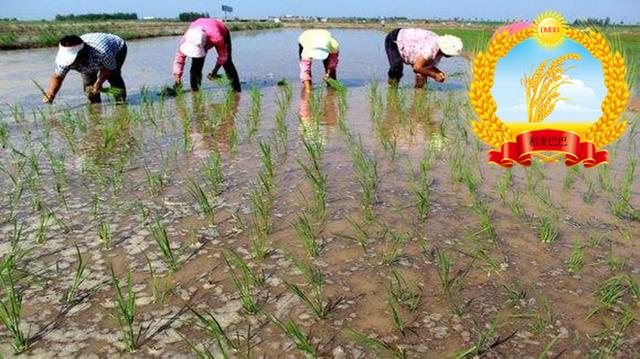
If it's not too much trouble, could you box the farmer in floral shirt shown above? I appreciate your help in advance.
[385,28,462,88]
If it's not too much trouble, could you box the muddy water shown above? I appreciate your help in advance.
[0,29,639,359]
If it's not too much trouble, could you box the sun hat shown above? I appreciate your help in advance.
[180,27,207,58]
[302,36,331,60]
[437,35,463,56]
[55,42,84,67]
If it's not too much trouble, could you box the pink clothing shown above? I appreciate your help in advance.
[492,21,533,40]
[396,28,442,66]
[299,53,339,82]
[172,18,229,77]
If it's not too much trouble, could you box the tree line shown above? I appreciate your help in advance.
[55,13,139,21]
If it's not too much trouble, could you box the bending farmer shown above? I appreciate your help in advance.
[43,33,127,103]
[173,18,241,92]
[298,29,339,92]
[385,28,462,88]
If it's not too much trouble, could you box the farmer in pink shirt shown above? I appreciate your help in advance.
[298,29,339,92]
[385,28,462,88]
[172,18,241,92]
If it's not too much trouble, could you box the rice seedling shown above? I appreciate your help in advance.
[144,254,173,303]
[334,216,370,253]
[506,190,528,221]
[0,264,28,353]
[187,179,215,216]
[286,280,332,320]
[514,288,555,334]
[345,329,407,359]
[268,314,318,358]
[611,156,640,220]
[188,307,237,358]
[453,318,506,359]
[248,185,272,259]
[388,269,422,312]
[109,267,143,352]
[495,168,512,204]
[567,239,584,275]
[606,241,626,272]
[500,278,527,307]
[582,173,597,204]
[292,213,321,257]
[150,219,179,272]
[247,84,261,139]
[380,234,404,266]
[538,213,560,243]
[410,153,432,219]
[258,140,275,194]
[36,208,54,244]
[223,250,261,314]
[297,138,328,217]
[436,250,454,297]
[598,165,613,193]
[143,165,164,196]
[593,274,639,309]
[202,149,225,195]
[274,93,290,150]
[63,244,88,304]
[177,332,216,359]
[285,251,324,288]
[475,203,498,246]
[386,290,407,335]
[348,137,379,222]
[562,165,580,190]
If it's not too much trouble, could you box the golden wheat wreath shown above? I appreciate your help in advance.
[469,26,630,150]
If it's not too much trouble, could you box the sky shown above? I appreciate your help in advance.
[493,38,605,123]
[1,0,639,22]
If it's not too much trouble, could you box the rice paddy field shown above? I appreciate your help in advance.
[0,28,640,358]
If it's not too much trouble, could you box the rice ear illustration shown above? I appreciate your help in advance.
[521,53,581,123]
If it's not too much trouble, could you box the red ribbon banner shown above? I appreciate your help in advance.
[488,129,608,168]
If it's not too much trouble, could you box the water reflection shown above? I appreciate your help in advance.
[298,88,339,145]
[175,92,239,158]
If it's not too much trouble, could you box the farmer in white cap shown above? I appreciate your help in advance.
[43,33,127,103]
[298,29,340,92]
[384,28,463,88]
[172,18,241,92]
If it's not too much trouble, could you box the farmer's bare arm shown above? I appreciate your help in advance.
[94,69,112,90]
[44,73,65,103]
[413,57,446,82]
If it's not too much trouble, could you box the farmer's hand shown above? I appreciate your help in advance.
[433,72,446,83]
[42,92,54,104]
[174,75,182,88]
[207,72,221,81]
[86,85,100,97]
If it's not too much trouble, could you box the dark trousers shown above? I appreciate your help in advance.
[385,28,404,81]
[82,43,127,103]
[191,31,241,92]
[298,43,336,79]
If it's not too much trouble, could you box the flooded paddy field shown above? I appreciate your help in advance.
[0,29,640,358]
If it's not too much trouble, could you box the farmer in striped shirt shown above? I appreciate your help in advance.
[384,28,462,88]
[43,33,127,103]
[172,18,241,92]
[298,29,339,92]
